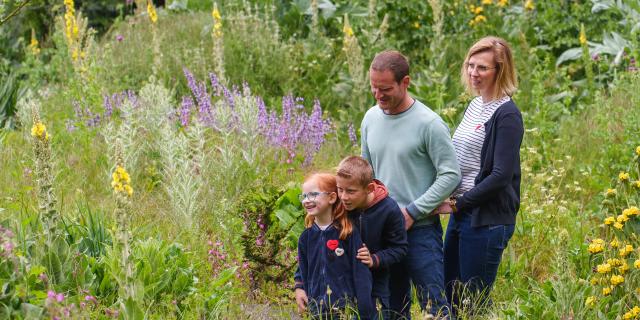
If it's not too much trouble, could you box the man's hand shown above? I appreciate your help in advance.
[295,288,308,314]
[356,244,373,268]
[401,207,414,230]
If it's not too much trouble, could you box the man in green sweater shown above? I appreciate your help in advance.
[361,50,461,318]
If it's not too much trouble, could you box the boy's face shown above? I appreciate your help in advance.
[336,176,372,211]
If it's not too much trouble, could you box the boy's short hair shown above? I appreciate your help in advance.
[337,156,374,187]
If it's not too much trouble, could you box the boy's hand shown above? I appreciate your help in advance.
[295,288,308,314]
[357,244,374,268]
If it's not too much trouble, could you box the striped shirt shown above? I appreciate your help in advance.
[452,96,511,197]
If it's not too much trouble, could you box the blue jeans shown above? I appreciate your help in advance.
[389,223,449,319]
[443,209,515,315]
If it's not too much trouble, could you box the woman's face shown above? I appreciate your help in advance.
[467,50,497,99]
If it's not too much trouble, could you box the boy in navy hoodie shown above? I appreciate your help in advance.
[295,156,408,318]
[336,156,408,318]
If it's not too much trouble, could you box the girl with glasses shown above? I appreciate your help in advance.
[294,173,376,319]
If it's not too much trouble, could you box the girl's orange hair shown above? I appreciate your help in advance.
[303,173,352,240]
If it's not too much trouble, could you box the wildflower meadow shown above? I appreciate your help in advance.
[1,0,640,319]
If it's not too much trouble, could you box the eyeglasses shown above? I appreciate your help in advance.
[465,63,497,73]
[298,191,331,202]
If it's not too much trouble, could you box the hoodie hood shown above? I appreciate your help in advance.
[367,179,389,209]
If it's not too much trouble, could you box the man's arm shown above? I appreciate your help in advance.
[405,119,461,221]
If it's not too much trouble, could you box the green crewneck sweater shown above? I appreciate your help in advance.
[361,99,461,226]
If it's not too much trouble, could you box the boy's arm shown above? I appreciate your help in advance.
[295,232,309,313]
[370,202,408,268]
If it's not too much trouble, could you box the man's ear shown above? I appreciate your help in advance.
[366,182,375,194]
[401,75,410,88]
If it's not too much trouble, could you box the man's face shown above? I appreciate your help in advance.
[336,176,371,211]
[369,69,409,114]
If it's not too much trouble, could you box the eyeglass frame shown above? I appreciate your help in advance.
[465,62,497,73]
[298,191,332,202]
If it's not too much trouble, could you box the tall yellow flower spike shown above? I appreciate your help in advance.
[147,0,158,24]
[579,24,587,46]
[212,3,223,38]
[30,29,40,55]
[31,122,49,141]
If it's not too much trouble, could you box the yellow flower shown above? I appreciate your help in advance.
[590,277,598,285]
[633,306,640,315]
[497,0,508,7]
[596,263,612,273]
[31,122,47,140]
[607,238,616,247]
[635,146,640,156]
[635,259,640,269]
[624,311,634,320]
[633,181,640,189]
[579,24,587,45]
[604,216,616,225]
[482,0,493,4]
[474,15,487,24]
[614,222,624,230]
[124,184,134,196]
[585,296,596,307]
[147,0,158,24]
[617,214,630,223]
[606,188,617,197]
[619,262,630,274]
[588,242,604,254]
[29,29,40,55]
[524,0,534,10]
[608,258,621,267]
[602,286,612,296]
[212,7,221,21]
[413,22,421,29]
[343,25,354,37]
[627,206,640,216]
[619,171,630,182]
[474,6,484,14]
[620,244,634,257]
[611,274,625,286]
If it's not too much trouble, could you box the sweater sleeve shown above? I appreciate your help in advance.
[371,202,408,268]
[351,232,376,319]
[361,118,372,169]
[456,111,524,210]
[405,119,461,220]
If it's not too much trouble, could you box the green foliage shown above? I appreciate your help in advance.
[239,184,297,294]
[273,183,305,249]
[0,70,22,129]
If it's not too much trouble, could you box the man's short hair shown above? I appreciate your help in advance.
[337,156,374,187]
[370,50,410,83]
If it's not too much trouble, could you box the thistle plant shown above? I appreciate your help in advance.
[30,106,59,242]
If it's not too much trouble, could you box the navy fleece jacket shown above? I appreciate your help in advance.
[348,179,407,298]
[297,223,376,319]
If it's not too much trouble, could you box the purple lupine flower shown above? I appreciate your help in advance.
[209,73,222,96]
[103,94,114,118]
[184,68,214,126]
[179,96,194,127]
[348,123,357,146]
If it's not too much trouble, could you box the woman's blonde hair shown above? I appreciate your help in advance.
[303,173,352,240]
[461,36,518,100]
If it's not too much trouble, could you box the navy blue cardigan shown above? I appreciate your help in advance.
[455,99,524,227]
[298,223,376,319]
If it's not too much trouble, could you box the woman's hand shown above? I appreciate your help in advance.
[433,200,454,215]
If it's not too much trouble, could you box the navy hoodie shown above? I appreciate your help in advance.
[298,223,376,319]
[348,179,408,298]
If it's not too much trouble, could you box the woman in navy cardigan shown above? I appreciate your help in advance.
[437,36,523,315]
